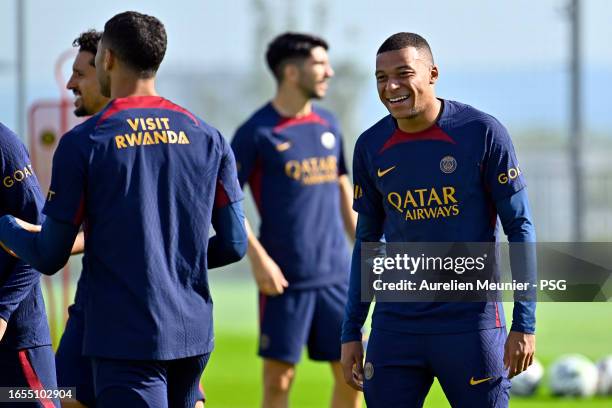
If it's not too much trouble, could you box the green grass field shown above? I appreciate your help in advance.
[45,273,612,407]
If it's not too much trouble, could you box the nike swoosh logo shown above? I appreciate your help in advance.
[469,376,492,386]
[377,166,396,177]
[276,142,291,152]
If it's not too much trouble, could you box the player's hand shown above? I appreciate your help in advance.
[341,341,364,391]
[503,330,536,378]
[0,318,7,342]
[251,254,288,296]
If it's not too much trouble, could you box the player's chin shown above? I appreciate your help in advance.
[311,88,327,99]
[390,98,420,114]
[386,104,413,119]
[73,105,89,117]
[315,82,329,97]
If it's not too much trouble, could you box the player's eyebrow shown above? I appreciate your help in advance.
[396,65,416,72]
[375,64,415,75]
[311,58,328,64]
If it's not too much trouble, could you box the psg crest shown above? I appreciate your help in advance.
[320,132,336,149]
[364,362,374,380]
[440,155,457,174]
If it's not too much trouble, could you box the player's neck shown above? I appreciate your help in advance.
[396,98,442,133]
[271,88,312,118]
[110,74,159,99]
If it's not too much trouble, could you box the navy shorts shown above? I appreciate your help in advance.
[56,310,95,406]
[56,308,206,407]
[0,345,59,407]
[92,353,210,408]
[258,282,347,364]
[363,327,510,408]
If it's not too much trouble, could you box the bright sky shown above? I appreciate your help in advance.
[0,0,611,132]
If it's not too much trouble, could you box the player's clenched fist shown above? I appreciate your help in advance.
[251,253,289,296]
[341,341,365,391]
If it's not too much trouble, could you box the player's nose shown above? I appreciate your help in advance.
[66,75,77,90]
[386,79,401,92]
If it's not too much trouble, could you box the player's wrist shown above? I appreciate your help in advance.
[246,242,269,265]
[341,332,362,344]
[510,323,535,335]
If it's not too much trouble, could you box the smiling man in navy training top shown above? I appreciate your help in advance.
[0,11,247,408]
[340,33,537,408]
[0,123,58,408]
[232,33,360,408]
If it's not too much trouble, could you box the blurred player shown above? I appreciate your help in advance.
[340,33,537,408]
[0,11,246,408]
[0,123,58,407]
[231,33,359,408]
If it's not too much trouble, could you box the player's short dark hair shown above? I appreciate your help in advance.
[266,32,328,81]
[72,30,102,65]
[102,11,167,78]
[377,32,434,64]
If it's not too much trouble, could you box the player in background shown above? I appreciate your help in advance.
[231,32,359,408]
[340,33,537,407]
[0,123,58,407]
[0,11,246,407]
[67,30,110,119]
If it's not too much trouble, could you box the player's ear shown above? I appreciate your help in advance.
[104,49,115,71]
[284,63,299,84]
[429,64,439,85]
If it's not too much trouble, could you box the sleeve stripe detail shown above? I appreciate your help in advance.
[73,194,85,226]
[18,350,56,408]
[248,158,264,213]
[214,180,231,208]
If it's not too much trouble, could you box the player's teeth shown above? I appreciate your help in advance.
[389,96,408,103]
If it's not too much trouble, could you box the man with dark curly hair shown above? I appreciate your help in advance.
[54,31,108,408]
[0,11,246,407]
[66,30,109,118]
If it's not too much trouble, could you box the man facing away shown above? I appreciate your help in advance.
[55,29,208,408]
[231,32,360,408]
[0,11,246,407]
